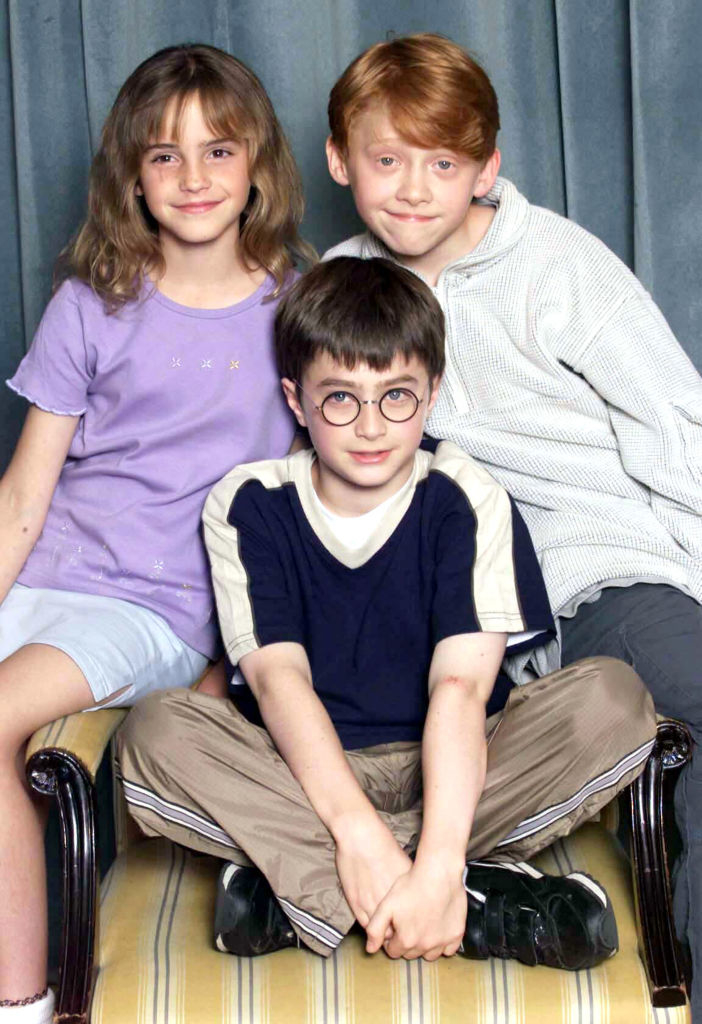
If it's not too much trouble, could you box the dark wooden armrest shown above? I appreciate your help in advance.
[26,709,128,1024]
[630,718,692,1008]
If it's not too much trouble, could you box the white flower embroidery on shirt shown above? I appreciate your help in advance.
[229,360,240,370]
[90,545,109,583]
[68,544,85,566]
[149,559,165,579]
[171,357,182,368]
[200,359,213,370]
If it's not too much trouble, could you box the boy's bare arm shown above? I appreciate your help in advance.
[240,642,412,927]
[366,631,506,960]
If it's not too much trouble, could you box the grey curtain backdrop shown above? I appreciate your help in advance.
[2,0,701,467]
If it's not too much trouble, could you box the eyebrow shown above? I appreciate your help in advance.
[316,374,421,389]
[143,137,237,153]
[366,137,459,156]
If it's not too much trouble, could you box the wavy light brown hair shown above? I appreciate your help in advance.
[328,33,499,163]
[59,43,314,306]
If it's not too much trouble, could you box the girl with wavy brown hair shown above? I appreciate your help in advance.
[0,43,312,1023]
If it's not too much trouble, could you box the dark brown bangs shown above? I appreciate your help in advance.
[274,258,445,384]
[316,332,430,375]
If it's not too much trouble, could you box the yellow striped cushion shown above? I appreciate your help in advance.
[26,709,127,781]
[90,823,690,1023]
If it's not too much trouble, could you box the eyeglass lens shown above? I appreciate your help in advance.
[320,388,420,425]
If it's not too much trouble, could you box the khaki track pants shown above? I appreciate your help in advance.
[117,656,656,956]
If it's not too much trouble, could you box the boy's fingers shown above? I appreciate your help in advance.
[366,906,393,953]
[382,933,405,959]
[422,943,446,962]
[443,940,462,957]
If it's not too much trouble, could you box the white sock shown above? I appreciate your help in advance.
[0,989,55,1023]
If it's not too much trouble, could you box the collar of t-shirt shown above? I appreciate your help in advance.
[309,473,415,551]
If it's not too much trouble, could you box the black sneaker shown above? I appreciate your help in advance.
[214,864,298,956]
[461,860,618,970]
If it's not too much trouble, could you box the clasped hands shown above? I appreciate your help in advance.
[333,813,467,961]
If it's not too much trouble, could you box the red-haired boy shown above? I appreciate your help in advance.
[325,32,702,1012]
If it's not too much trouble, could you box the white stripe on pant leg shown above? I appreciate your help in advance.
[277,896,345,947]
[495,737,654,848]
[121,776,238,850]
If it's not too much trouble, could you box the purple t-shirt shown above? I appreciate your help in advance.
[7,277,296,657]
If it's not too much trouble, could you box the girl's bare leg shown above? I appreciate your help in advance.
[196,658,228,697]
[0,644,94,999]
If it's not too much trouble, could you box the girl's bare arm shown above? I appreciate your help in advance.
[0,405,78,601]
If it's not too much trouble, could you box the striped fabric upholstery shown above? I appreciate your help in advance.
[26,709,127,780]
[90,823,690,1023]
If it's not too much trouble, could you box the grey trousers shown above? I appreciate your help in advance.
[560,582,702,1020]
[117,656,655,957]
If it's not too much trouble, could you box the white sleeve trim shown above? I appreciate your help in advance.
[6,379,86,417]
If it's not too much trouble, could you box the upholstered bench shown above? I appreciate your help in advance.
[27,712,691,1023]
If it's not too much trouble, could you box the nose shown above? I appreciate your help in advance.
[354,401,387,440]
[395,164,431,205]
[180,157,210,192]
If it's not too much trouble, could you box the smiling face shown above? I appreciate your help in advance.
[283,351,440,516]
[137,94,252,255]
[327,106,500,286]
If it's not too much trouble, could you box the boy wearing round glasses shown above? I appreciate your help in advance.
[117,257,655,968]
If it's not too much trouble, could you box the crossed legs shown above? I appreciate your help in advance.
[118,656,656,958]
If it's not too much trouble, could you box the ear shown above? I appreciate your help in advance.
[426,374,443,417]
[135,181,144,197]
[472,148,501,199]
[326,137,350,187]
[281,378,308,428]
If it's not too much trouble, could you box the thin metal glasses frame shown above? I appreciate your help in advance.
[293,381,424,426]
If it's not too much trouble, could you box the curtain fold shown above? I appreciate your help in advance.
[1,0,700,464]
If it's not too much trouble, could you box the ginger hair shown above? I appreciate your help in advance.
[328,33,499,162]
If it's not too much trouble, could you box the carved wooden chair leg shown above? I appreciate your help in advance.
[27,748,98,1024]
[629,719,691,1008]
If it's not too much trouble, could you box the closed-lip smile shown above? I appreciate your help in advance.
[350,450,391,463]
[175,200,222,213]
[387,212,435,222]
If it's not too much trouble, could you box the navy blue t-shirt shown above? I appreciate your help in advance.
[203,439,555,749]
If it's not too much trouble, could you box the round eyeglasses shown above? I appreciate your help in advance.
[295,382,423,426]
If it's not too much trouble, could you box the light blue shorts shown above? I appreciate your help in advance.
[0,584,209,707]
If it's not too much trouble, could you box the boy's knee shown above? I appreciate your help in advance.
[565,656,657,744]
[117,688,185,766]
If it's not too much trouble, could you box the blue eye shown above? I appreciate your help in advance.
[385,389,410,403]
[436,159,454,171]
[327,391,355,405]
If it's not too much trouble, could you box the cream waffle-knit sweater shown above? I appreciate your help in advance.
[325,178,702,676]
